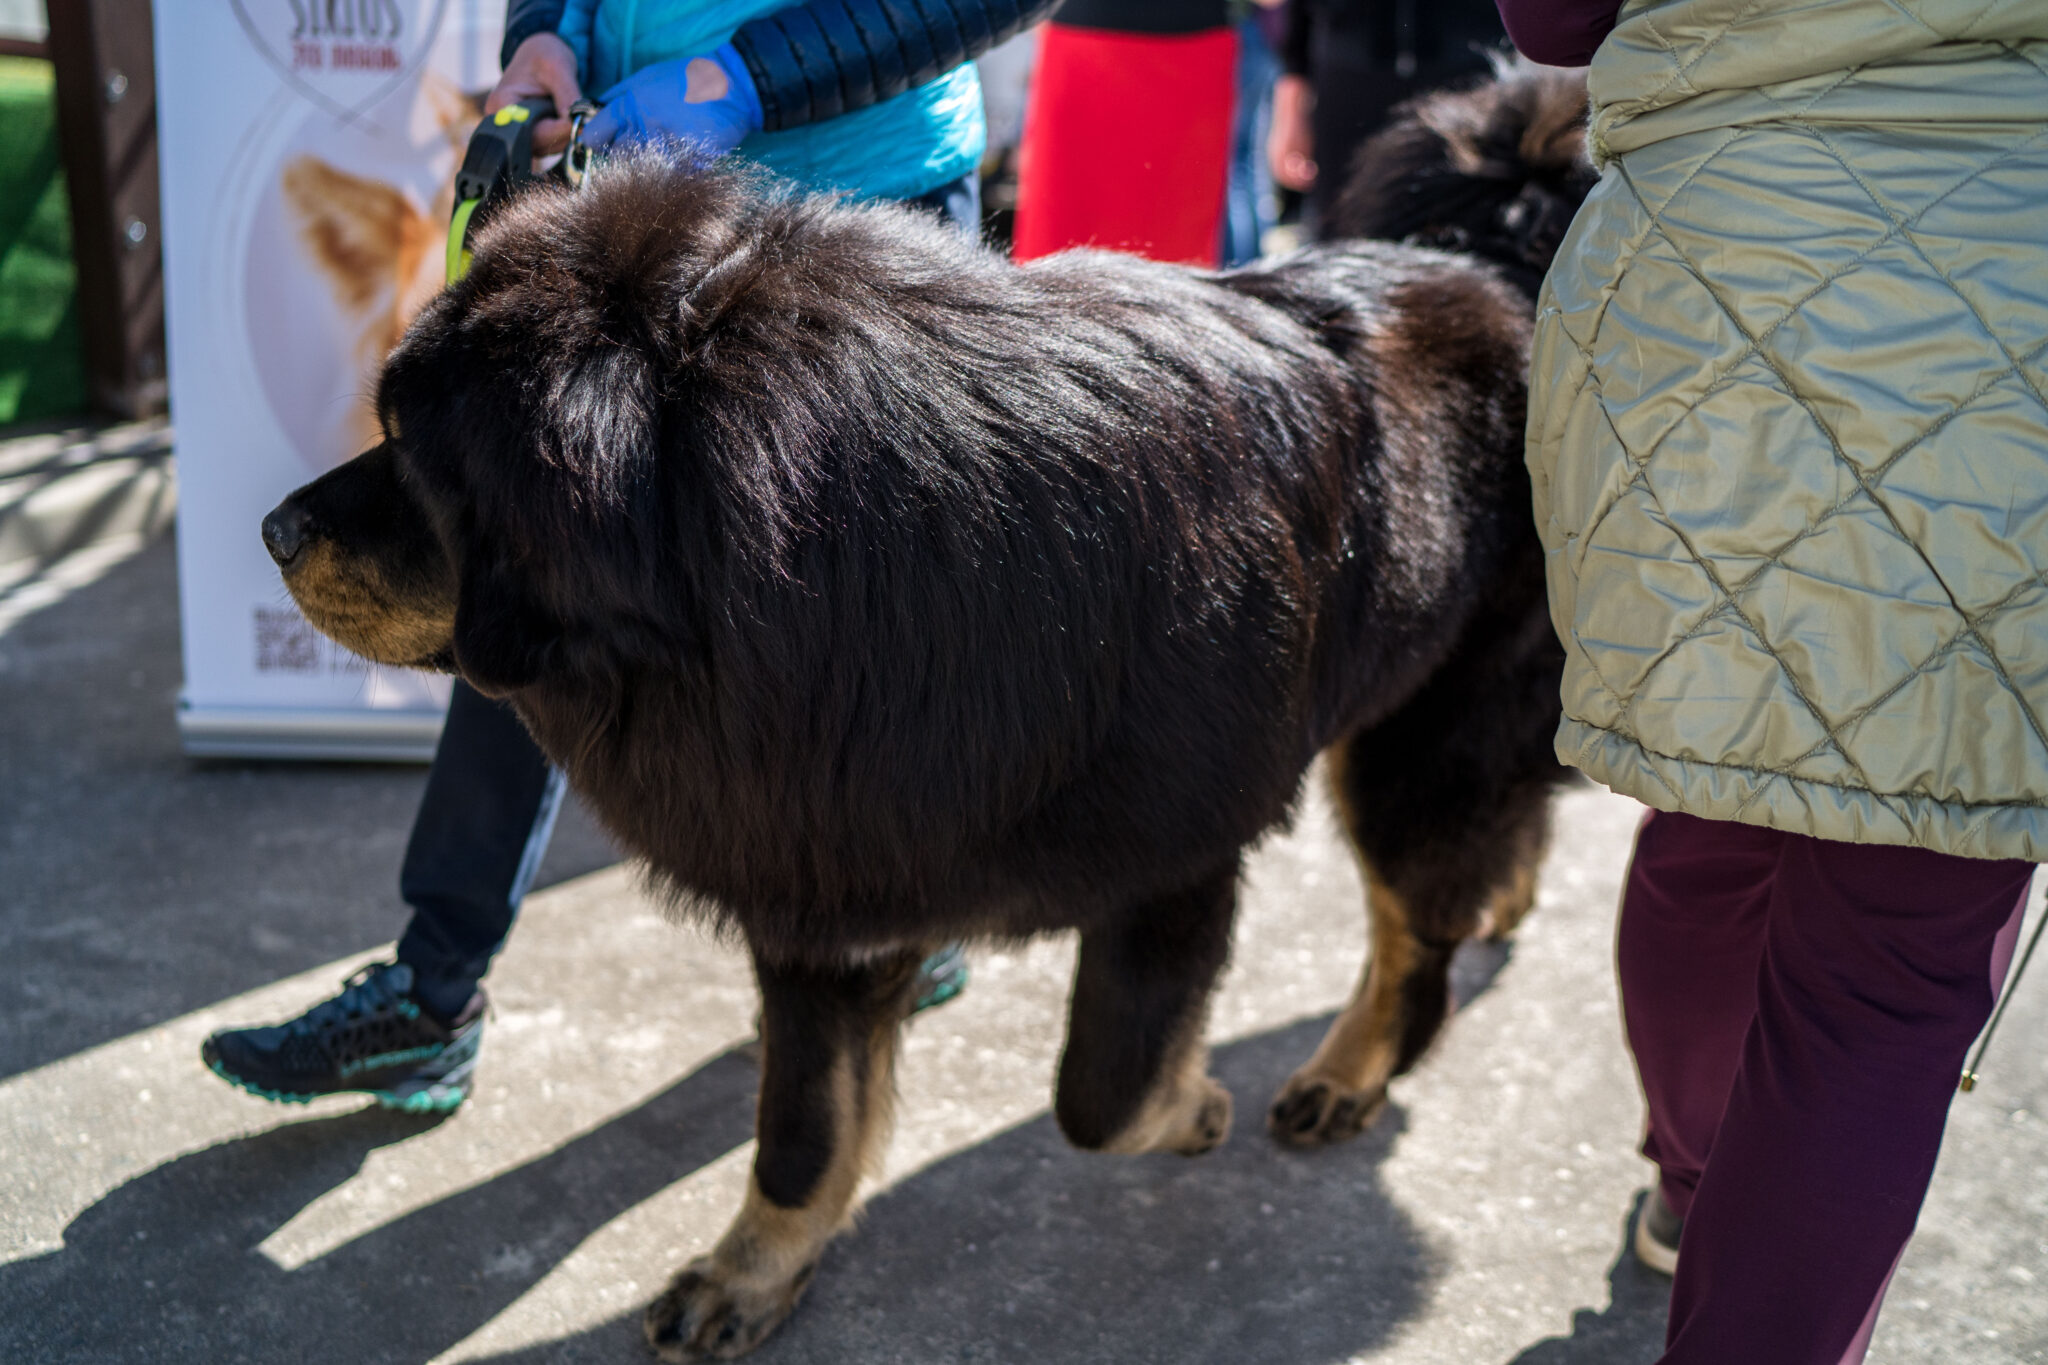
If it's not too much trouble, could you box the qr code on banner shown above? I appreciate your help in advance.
[254,606,322,672]
[253,607,370,675]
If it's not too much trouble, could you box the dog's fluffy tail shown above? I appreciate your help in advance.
[1322,56,1595,298]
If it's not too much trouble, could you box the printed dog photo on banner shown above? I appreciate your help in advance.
[247,74,482,469]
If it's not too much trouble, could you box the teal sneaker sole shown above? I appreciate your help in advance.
[373,1084,470,1114]
[911,947,970,1014]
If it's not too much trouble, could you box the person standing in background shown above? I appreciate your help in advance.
[1268,0,1506,230]
[1503,3,2048,1361]
[1013,0,1238,265]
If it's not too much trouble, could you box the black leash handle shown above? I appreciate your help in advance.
[448,97,551,282]
[447,96,596,282]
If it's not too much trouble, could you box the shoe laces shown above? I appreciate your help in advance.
[292,962,414,1039]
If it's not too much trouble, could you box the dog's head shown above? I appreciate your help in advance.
[260,292,638,695]
[262,151,870,697]
[260,349,637,697]
[1324,57,1595,296]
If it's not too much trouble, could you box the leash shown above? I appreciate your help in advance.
[446,96,597,285]
[1960,891,2047,1092]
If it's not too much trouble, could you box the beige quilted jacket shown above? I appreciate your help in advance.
[1529,0,2048,859]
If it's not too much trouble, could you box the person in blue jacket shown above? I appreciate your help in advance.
[203,0,1052,1113]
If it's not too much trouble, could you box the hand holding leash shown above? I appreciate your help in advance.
[486,32,583,155]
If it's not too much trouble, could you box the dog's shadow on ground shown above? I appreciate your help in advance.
[3,1018,1456,1365]
[464,1017,1443,1365]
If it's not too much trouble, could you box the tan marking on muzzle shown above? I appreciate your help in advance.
[281,539,456,668]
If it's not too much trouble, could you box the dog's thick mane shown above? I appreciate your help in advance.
[1326,58,1594,297]
[379,151,1534,951]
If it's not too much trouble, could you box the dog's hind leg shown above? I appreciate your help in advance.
[644,946,923,1361]
[1054,864,1239,1157]
[1480,805,1549,943]
[1269,643,1563,1149]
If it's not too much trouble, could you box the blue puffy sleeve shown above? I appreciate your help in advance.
[501,0,570,70]
[732,0,1055,131]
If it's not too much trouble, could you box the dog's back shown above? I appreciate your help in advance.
[1207,61,1595,748]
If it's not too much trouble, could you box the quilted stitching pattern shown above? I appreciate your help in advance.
[1532,12,2048,856]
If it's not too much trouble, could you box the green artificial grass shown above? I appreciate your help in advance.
[0,55,87,426]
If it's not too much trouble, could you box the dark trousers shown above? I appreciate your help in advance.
[1221,15,1280,268]
[394,679,567,1016]
[1299,1,1504,231]
[392,172,980,1017]
[1619,810,2033,1364]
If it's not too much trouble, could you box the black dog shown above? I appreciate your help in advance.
[262,64,1592,1360]
[1324,58,1596,294]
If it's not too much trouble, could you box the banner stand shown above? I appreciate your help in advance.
[155,1,499,761]
[178,705,444,763]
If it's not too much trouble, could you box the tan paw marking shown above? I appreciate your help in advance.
[1267,1070,1388,1148]
[643,1255,815,1361]
[1167,1077,1234,1156]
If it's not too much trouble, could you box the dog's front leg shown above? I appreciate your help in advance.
[1054,865,1239,1156]
[644,945,922,1361]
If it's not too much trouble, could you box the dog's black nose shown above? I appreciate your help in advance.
[261,503,310,567]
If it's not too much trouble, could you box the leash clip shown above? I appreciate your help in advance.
[563,99,599,190]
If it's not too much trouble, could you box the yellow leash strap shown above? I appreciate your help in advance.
[446,99,548,286]
[446,195,481,284]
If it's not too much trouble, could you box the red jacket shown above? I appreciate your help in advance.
[1013,0,1236,266]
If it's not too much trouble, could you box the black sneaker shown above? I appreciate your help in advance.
[1633,1187,1682,1276]
[912,944,970,1013]
[201,962,483,1114]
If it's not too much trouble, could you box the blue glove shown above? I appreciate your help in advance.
[581,43,764,157]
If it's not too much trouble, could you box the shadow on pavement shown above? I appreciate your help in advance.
[1505,1195,1670,1365]
[471,1017,1442,1365]
[0,1047,760,1365]
[1450,935,1514,1009]
[3,1019,1445,1365]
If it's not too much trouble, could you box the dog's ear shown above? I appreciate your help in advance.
[452,552,561,696]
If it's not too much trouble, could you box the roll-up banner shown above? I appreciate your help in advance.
[156,1,502,760]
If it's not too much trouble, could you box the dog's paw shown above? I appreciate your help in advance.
[1266,1072,1386,1149]
[1168,1078,1233,1156]
[643,1255,813,1361]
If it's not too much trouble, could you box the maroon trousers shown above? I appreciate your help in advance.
[1618,811,2033,1364]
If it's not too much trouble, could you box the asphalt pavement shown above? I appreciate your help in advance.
[3,527,2044,1364]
